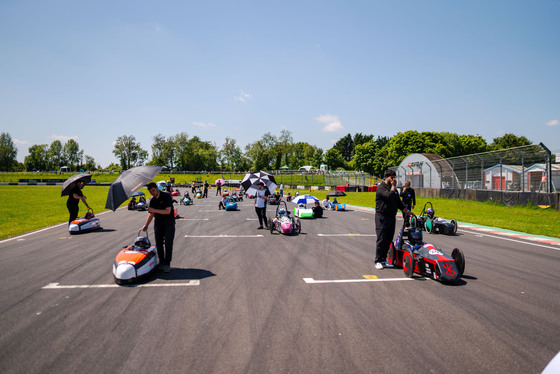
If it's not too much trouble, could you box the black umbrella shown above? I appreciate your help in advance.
[241,171,278,195]
[326,190,346,197]
[61,174,92,197]
[105,166,162,211]
[131,190,145,197]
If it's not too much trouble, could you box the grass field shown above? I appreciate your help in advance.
[1,185,559,240]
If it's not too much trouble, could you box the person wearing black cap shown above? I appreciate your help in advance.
[254,182,269,229]
[141,182,175,273]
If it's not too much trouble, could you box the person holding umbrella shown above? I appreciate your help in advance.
[254,182,269,229]
[141,182,175,273]
[67,180,91,225]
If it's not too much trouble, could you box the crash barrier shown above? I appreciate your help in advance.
[415,187,560,211]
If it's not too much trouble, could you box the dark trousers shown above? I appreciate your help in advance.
[203,188,208,198]
[67,202,79,225]
[375,213,396,263]
[154,222,175,265]
[255,207,268,227]
[216,187,221,196]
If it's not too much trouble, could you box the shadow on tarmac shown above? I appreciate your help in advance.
[157,268,216,281]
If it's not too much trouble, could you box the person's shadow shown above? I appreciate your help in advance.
[156,268,216,281]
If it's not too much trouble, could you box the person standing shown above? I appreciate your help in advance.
[400,180,416,226]
[67,181,91,224]
[216,180,222,196]
[280,183,284,197]
[142,182,175,273]
[375,169,409,270]
[203,180,209,198]
[254,182,269,229]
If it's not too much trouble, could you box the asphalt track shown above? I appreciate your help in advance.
[1,192,559,374]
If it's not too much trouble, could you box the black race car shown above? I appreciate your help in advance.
[388,218,465,283]
[410,202,458,235]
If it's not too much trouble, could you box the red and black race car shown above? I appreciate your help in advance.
[410,202,458,235]
[388,218,465,283]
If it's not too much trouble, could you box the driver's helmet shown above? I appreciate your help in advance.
[408,227,423,244]
[426,208,435,218]
[84,211,94,219]
[134,236,151,249]
[278,209,286,215]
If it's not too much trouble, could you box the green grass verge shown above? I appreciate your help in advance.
[1,186,558,240]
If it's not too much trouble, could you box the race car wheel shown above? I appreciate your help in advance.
[403,248,415,278]
[452,248,465,276]
[451,219,458,235]
[295,218,302,234]
[269,219,275,234]
[387,244,395,265]
[424,218,434,234]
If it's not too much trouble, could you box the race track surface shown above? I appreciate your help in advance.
[1,192,559,374]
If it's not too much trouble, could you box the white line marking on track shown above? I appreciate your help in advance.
[185,235,264,238]
[317,234,376,237]
[42,281,200,289]
[303,277,417,284]
[182,218,210,221]
[459,229,560,251]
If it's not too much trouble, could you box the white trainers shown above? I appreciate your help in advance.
[383,261,394,268]
[375,262,384,270]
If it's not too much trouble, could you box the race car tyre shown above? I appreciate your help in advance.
[269,218,275,234]
[295,218,302,234]
[451,219,458,235]
[452,248,465,276]
[387,244,395,265]
[403,248,415,278]
[425,218,434,234]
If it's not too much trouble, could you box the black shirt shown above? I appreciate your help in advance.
[375,181,404,216]
[400,187,416,207]
[149,191,175,225]
[312,205,323,218]
[67,185,83,206]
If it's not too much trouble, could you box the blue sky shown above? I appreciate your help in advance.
[1,0,559,167]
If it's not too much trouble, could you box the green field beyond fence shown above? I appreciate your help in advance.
[0,185,559,240]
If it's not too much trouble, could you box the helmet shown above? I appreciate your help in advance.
[408,227,423,244]
[84,211,94,219]
[134,236,151,249]
[426,208,435,218]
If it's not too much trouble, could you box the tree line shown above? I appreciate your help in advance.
[0,130,532,177]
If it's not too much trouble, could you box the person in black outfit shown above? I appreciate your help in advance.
[203,180,209,198]
[400,180,416,226]
[216,181,222,196]
[67,181,91,224]
[142,182,175,273]
[312,201,323,218]
[375,169,409,270]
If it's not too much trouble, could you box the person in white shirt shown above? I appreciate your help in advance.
[254,182,269,229]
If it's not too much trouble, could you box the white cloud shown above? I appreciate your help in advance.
[49,134,79,142]
[13,138,29,145]
[193,122,216,128]
[546,119,559,127]
[316,114,344,132]
[234,90,252,103]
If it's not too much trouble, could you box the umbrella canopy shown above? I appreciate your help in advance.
[241,171,278,196]
[292,194,319,205]
[326,190,347,197]
[131,190,145,197]
[105,166,162,211]
[215,178,226,186]
[61,174,92,197]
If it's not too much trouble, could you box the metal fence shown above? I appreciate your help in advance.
[269,171,372,186]
[393,143,557,193]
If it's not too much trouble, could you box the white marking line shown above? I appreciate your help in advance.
[246,218,259,221]
[43,281,200,289]
[459,229,560,251]
[185,235,264,238]
[317,234,376,237]
[182,218,209,221]
[303,277,416,284]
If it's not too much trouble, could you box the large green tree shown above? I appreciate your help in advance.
[47,140,63,170]
[0,132,17,171]
[113,135,148,170]
[220,137,245,171]
[24,144,48,171]
[245,133,278,170]
[489,133,531,150]
[62,139,83,169]
[353,140,379,174]
[180,136,218,171]
[324,148,345,170]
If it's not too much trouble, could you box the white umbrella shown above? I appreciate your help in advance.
[292,194,319,205]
